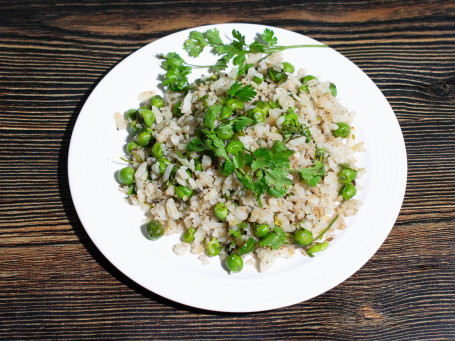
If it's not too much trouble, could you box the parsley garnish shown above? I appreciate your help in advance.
[296,162,325,186]
[238,237,257,255]
[204,104,223,130]
[260,226,287,250]
[227,81,256,102]
[160,28,327,92]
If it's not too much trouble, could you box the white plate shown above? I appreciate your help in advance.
[68,23,407,312]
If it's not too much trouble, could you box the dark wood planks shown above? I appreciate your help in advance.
[1,0,455,339]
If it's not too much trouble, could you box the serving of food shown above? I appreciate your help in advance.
[114,28,365,273]
[69,23,406,311]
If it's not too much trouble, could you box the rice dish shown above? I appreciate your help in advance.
[115,52,365,272]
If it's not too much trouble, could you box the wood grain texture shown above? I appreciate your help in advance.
[1,0,454,339]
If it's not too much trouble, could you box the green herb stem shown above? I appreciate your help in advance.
[313,214,339,242]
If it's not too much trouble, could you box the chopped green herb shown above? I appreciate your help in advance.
[238,237,257,255]
[260,226,287,250]
[296,162,325,186]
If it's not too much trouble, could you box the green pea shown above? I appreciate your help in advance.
[302,75,318,83]
[249,108,267,124]
[139,109,155,127]
[226,98,244,111]
[125,109,137,121]
[194,158,203,172]
[307,241,329,255]
[254,224,269,238]
[226,140,244,155]
[127,141,138,153]
[150,95,165,108]
[340,183,356,200]
[225,253,243,273]
[219,106,234,120]
[137,128,152,146]
[129,120,139,136]
[332,122,351,138]
[329,83,337,97]
[145,220,164,240]
[118,167,135,185]
[157,157,171,175]
[338,168,357,184]
[152,142,164,158]
[206,238,221,257]
[282,62,295,74]
[253,75,263,85]
[216,122,234,140]
[183,227,196,243]
[294,229,313,246]
[214,202,228,221]
[175,186,193,201]
[173,101,183,117]
[299,84,310,93]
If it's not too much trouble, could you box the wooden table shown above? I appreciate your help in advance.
[1,0,454,339]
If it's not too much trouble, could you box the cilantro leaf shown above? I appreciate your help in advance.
[205,28,224,46]
[238,237,257,255]
[248,41,265,53]
[262,28,278,46]
[232,52,246,66]
[221,160,235,176]
[251,141,294,172]
[204,104,222,130]
[228,229,242,239]
[227,81,256,102]
[263,168,292,197]
[296,161,325,186]
[227,81,242,97]
[232,30,246,50]
[260,226,286,250]
[184,31,208,57]
[232,152,245,169]
[211,55,230,73]
[251,148,270,172]
[231,117,253,132]
[159,52,192,92]
[203,130,229,160]
[186,138,210,152]
[235,170,254,191]
[236,84,256,102]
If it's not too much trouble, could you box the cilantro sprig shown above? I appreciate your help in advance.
[295,162,326,187]
[184,28,327,73]
[159,28,327,92]
[259,226,288,250]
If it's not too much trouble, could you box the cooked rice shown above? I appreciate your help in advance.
[118,52,365,272]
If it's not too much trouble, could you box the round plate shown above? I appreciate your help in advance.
[68,23,407,312]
